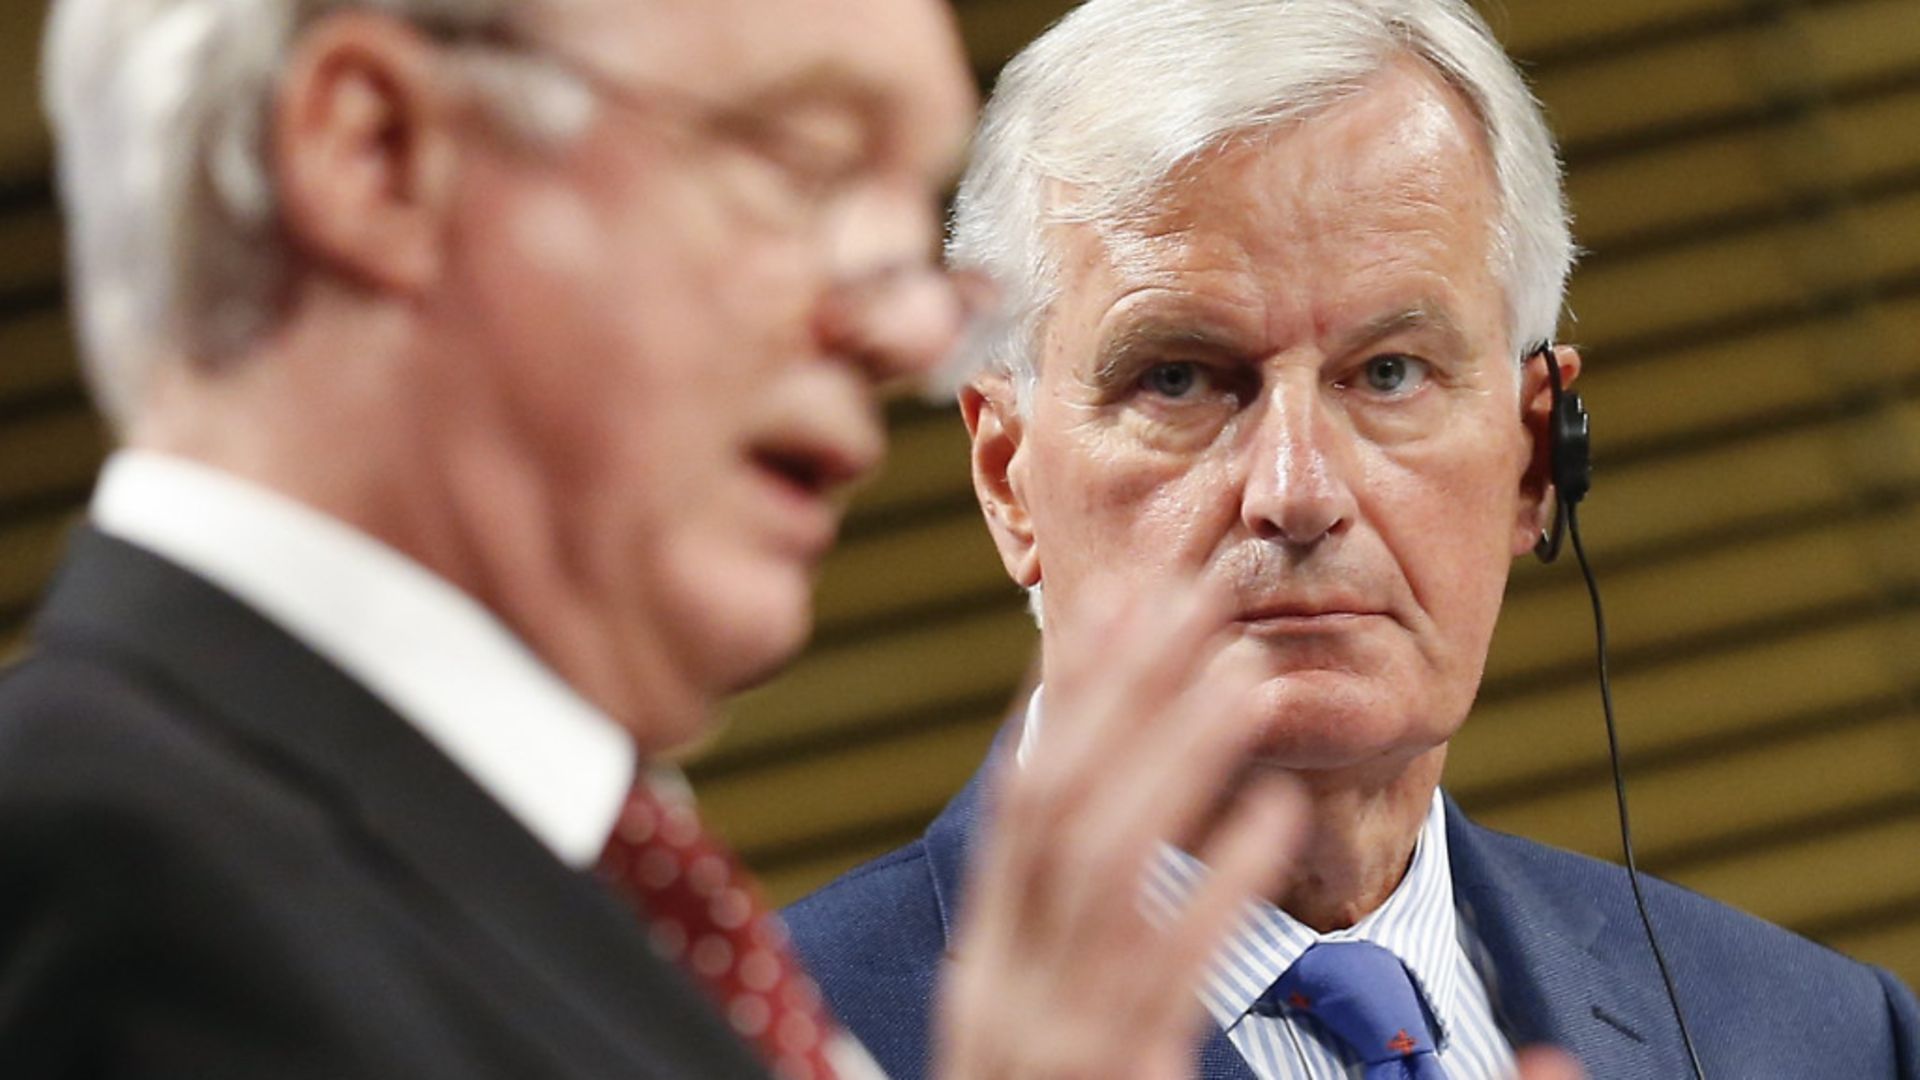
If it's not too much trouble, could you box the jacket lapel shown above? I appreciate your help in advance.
[1446,800,1691,1078]
[32,530,767,1080]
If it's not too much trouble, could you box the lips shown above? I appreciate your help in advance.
[1235,598,1390,632]
[743,417,884,557]
[748,423,879,500]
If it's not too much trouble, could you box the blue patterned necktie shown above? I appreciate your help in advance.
[1253,940,1449,1079]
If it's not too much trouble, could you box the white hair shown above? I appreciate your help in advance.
[41,0,592,428]
[943,0,1576,405]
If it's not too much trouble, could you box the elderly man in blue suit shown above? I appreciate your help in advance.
[785,1,1920,1077]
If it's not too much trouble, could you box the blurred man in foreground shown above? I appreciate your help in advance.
[0,1,1331,1077]
[786,1,1920,1077]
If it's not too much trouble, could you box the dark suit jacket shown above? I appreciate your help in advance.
[787,762,1920,1079]
[0,529,770,1079]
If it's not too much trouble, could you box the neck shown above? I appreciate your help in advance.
[1264,747,1445,933]
[121,300,710,754]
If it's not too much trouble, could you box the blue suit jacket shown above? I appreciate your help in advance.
[787,764,1920,1079]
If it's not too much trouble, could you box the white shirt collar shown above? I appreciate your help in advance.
[1019,686,1461,1045]
[90,450,638,869]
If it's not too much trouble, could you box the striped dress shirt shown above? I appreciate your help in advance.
[1147,790,1517,1078]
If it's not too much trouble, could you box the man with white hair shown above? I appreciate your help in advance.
[786,1,1920,1078]
[0,1,1354,1077]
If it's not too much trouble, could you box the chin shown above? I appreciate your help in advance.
[1242,673,1451,772]
[688,566,817,694]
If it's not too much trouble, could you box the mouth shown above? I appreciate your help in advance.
[1235,601,1388,634]
[743,425,881,558]
[751,446,843,501]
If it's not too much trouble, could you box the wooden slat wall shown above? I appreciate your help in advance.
[0,0,1916,990]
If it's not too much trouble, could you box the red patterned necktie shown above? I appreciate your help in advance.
[597,780,843,1080]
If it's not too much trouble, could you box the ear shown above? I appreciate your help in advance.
[273,11,461,294]
[1513,345,1583,557]
[960,375,1041,588]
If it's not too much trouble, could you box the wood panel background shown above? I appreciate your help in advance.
[2,0,1917,990]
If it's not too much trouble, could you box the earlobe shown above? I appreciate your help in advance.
[961,378,1042,588]
[274,11,458,294]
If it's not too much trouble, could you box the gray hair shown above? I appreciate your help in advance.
[943,0,1575,404]
[41,0,591,428]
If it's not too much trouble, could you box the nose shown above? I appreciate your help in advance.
[811,184,1000,382]
[1241,379,1356,548]
[813,262,989,381]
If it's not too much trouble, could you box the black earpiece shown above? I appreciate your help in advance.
[1532,342,1591,564]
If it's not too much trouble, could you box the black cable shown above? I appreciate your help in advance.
[1567,502,1708,1080]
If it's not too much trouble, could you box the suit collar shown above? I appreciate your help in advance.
[88,451,635,867]
[924,745,993,945]
[32,529,766,1078]
[1445,798,1693,1076]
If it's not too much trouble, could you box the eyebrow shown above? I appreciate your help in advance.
[1337,303,1470,358]
[734,62,895,125]
[1091,320,1250,388]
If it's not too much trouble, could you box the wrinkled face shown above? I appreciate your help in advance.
[990,59,1549,772]
[434,0,975,743]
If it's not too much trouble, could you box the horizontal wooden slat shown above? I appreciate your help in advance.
[1829,918,1920,982]
[0,4,49,182]
[847,410,975,525]
[759,829,925,906]
[1492,0,1741,60]
[1672,809,1920,932]
[1467,708,1920,864]
[1570,84,1920,249]
[0,309,79,407]
[712,602,1034,764]
[0,407,102,507]
[1454,608,1920,792]
[1578,294,1920,450]
[814,508,1011,631]
[1489,499,1918,682]
[1540,0,1920,155]
[1570,187,1920,353]
[698,709,1003,858]
[0,207,63,299]
[1577,396,1920,559]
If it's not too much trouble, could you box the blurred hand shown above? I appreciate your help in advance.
[1514,1047,1587,1080]
[933,580,1308,1079]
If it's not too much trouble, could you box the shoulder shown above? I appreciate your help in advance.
[787,839,947,976]
[785,841,949,1080]
[1454,812,1920,1074]
[0,646,322,831]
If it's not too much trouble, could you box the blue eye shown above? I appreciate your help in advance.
[1141,362,1202,399]
[1361,355,1428,395]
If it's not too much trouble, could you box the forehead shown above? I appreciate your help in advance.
[1049,58,1504,353]
[548,0,975,134]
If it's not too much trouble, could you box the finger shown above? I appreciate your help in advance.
[1127,773,1308,1038]
[1514,1046,1587,1080]
[1023,576,1234,811]
[1063,646,1266,905]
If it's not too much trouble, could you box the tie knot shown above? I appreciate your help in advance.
[1257,941,1440,1069]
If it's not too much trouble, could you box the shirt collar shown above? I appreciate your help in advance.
[1020,687,1460,1045]
[1152,791,1462,1047]
[90,450,638,868]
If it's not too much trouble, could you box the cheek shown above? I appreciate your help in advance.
[1028,429,1240,589]
[1370,442,1524,639]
